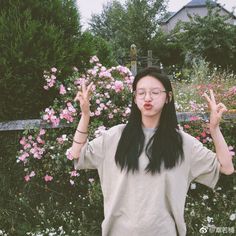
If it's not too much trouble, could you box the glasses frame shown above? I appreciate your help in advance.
[135,89,167,100]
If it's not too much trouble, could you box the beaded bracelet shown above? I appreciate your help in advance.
[73,139,87,145]
[76,129,88,134]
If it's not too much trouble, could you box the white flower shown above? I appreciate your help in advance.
[207,216,213,223]
[190,183,196,189]
[229,213,236,221]
[190,209,195,216]
[203,194,209,200]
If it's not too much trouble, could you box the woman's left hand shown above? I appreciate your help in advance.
[203,89,228,130]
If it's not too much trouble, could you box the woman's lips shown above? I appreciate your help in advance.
[144,104,153,110]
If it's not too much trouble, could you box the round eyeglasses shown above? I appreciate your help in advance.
[135,89,167,99]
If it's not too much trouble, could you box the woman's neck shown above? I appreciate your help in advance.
[142,117,159,129]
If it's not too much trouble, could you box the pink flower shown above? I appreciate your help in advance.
[70,170,78,177]
[24,175,30,182]
[50,75,56,81]
[99,71,112,78]
[39,129,46,136]
[18,152,29,162]
[43,108,60,127]
[99,103,105,109]
[113,80,124,93]
[66,148,74,160]
[125,107,131,115]
[59,84,67,95]
[36,136,45,144]
[202,139,207,143]
[44,175,53,182]
[190,116,200,121]
[201,131,207,138]
[60,103,76,123]
[184,124,190,129]
[51,117,60,127]
[23,143,31,150]
[67,102,76,113]
[95,110,101,116]
[43,72,56,89]
[51,67,57,73]
[89,55,99,63]
[108,113,114,119]
[57,137,64,144]
[229,146,235,156]
[29,171,35,177]
[20,137,27,146]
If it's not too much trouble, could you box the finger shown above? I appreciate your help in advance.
[81,81,87,94]
[87,82,93,91]
[74,91,83,102]
[209,89,216,104]
[202,92,211,104]
[86,82,93,95]
[217,103,227,113]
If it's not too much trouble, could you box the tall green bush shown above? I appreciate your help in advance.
[0,0,83,121]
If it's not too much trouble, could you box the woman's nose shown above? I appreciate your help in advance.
[144,92,152,101]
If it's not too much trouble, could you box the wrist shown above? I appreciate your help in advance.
[81,112,90,118]
[209,126,221,138]
[209,125,220,132]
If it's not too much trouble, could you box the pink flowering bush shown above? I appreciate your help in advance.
[17,56,134,185]
[172,60,236,113]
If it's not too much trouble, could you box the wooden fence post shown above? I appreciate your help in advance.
[130,44,137,76]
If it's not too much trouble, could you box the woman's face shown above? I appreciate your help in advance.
[134,75,169,121]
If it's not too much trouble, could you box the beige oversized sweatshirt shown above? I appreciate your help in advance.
[74,124,220,236]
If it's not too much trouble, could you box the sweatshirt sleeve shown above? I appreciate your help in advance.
[189,138,221,190]
[74,133,105,170]
[73,124,126,170]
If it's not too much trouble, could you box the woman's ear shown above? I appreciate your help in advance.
[166,92,172,103]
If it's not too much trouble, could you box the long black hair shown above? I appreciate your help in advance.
[115,66,184,175]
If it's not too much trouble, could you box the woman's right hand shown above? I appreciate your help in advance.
[74,82,93,116]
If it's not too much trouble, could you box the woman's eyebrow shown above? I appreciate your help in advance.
[137,87,162,90]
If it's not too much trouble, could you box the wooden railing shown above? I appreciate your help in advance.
[0,111,236,131]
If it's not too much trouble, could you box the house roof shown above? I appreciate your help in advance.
[161,0,235,24]
[186,0,217,7]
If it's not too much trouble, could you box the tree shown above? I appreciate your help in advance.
[89,0,167,59]
[0,0,89,121]
[178,6,236,70]
[151,30,184,67]
[89,0,128,60]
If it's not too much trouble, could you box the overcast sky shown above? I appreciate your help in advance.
[77,0,236,29]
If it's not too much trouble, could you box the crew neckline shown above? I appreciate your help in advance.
[142,126,158,132]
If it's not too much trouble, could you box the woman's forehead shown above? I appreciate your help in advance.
[136,75,163,88]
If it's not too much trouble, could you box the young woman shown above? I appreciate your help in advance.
[71,67,234,236]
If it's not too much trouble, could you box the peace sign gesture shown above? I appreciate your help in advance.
[74,82,93,116]
[203,89,227,130]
